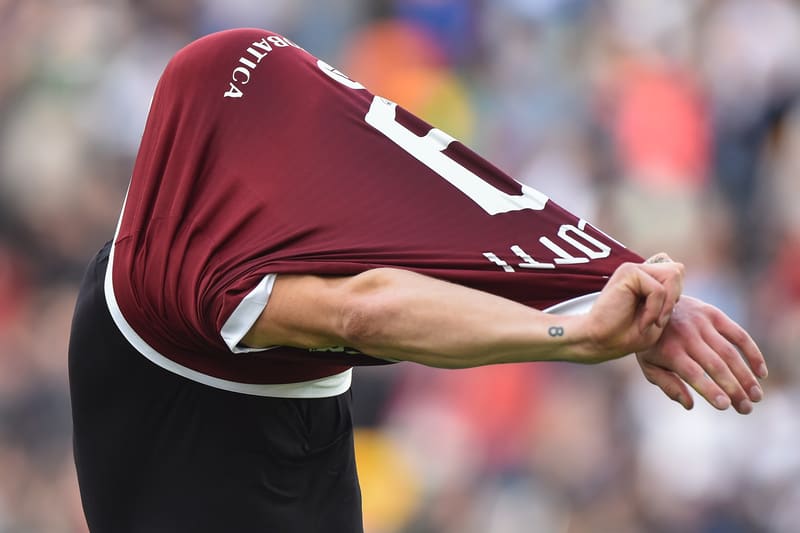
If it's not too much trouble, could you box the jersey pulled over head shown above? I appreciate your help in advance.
[107,28,642,392]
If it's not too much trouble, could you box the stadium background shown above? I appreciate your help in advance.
[1,0,799,531]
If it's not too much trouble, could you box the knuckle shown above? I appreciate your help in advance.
[678,363,703,383]
[725,345,744,365]
[618,262,637,275]
[652,284,666,299]
[707,306,727,326]
[712,369,744,394]
[732,381,754,399]
[639,363,660,384]
[706,357,728,376]
[664,384,682,401]
[731,328,750,347]
[727,387,748,404]
[719,378,743,397]
[714,337,742,363]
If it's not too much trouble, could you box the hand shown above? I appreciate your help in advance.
[582,254,685,362]
[635,295,768,414]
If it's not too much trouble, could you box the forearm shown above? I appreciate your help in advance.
[338,269,601,367]
[244,268,600,368]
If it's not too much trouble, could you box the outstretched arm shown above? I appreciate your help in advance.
[242,260,682,367]
[242,258,766,413]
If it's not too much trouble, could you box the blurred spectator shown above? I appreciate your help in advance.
[702,0,800,267]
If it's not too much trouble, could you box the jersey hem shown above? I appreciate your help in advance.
[103,229,351,397]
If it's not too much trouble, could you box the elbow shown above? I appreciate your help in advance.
[337,269,401,351]
[340,303,382,349]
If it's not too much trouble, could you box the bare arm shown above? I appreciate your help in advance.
[242,258,767,413]
[242,260,684,368]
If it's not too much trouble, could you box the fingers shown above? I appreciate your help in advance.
[590,257,685,359]
[632,267,669,333]
[638,260,684,330]
[711,307,768,379]
[701,326,763,406]
[637,296,768,415]
[675,333,754,413]
[669,355,736,411]
[637,357,694,410]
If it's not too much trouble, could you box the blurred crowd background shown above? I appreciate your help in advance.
[1,0,799,531]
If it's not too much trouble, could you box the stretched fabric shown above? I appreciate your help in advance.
[107,28,643,388]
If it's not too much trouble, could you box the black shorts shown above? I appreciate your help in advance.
[68,243,363,533]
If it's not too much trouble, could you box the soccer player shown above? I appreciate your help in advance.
[68,29,766,532]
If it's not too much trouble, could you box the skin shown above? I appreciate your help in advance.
[242,254,766,415]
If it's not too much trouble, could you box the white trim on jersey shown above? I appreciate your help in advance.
[543,291,599,316]
[103,195,352,398]
[220,274,277,354]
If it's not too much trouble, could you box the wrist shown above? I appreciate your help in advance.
[542,313,598,363]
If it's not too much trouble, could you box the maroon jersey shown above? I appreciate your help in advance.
[106,28,642,394]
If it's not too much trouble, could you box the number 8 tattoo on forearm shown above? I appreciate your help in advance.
[548,326,565,337]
